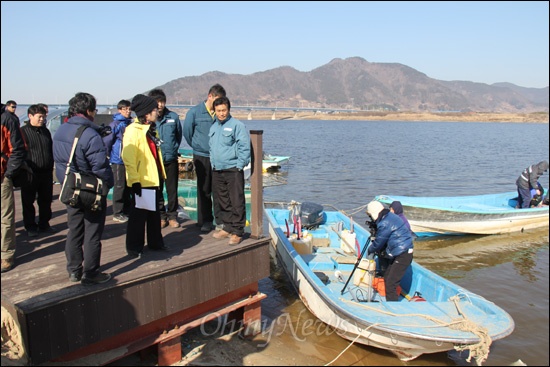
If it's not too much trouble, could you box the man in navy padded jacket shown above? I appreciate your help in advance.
[366,200,413,301]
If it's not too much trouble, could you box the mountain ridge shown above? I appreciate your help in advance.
[155,57,548,113]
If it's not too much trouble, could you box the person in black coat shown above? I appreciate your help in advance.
[53,93,114,285]
[20,105,54,237]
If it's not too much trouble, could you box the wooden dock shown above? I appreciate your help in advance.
[1,184,270,365]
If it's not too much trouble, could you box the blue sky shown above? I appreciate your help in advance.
[1,1,548,105]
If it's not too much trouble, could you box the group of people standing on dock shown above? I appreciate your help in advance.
[1,85,251,284]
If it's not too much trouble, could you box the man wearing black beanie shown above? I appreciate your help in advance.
[121,94,168,258]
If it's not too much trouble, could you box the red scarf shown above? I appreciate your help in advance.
[145,126,162,176]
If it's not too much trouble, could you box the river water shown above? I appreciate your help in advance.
[237,119,548,366]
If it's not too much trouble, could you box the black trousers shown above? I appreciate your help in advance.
[193,155,218,225]
[111,164,132,215]
[126,188,164,253]
[21,169,53,230]
[65,196,107,278]
[212,168,246,236]
[160,160,179,221]
[383,251,413,301]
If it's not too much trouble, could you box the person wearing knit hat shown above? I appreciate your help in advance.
[121,94,168,258]
[130,94,158,117]
[516,160,549,209]
[365,200,414,302]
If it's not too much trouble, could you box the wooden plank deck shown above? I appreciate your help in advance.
[1,184,270,365]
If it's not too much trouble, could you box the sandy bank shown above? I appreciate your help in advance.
[227,110,549,123]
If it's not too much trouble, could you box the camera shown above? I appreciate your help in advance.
[98,125,112,137]
[147,131,164,147]
[365,218,377,235]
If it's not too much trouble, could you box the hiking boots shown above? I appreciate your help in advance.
[81,272,112,286]
[229,234,243,246]
[213,229,230,239]
[1,258,14,273]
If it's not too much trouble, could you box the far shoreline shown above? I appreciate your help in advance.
[221,110,549,123]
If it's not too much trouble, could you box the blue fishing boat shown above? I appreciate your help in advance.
[265,201,514,363]
[375,191,549,237]
[178,148,290,173]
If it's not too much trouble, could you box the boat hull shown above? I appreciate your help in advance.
[265,206,514,362]
[376,192,549,236]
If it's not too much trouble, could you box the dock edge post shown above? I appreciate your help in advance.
[250,130,263,239]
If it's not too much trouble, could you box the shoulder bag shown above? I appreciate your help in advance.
[59,125,104,211]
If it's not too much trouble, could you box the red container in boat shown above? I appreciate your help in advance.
[372,277,401,297]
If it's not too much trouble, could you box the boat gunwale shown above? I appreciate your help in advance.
[375,193,549,215]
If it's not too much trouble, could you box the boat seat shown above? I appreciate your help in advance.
[302,254,335,271]
[331,254,356,264]
[312,237,330,248]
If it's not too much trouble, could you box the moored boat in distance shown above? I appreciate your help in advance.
[375,191,549,237]
[264,201,515,364]
[178,148,290,173]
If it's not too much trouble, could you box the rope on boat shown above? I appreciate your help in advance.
[339,297,492,366]
[449,295,491,366]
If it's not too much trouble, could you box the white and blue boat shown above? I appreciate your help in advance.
[375,191,549,237]
[178,148,290,173]
[265,202,514,363]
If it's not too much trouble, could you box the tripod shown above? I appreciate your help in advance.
[341,236,372,295]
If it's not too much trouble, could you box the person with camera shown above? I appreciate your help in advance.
[121,94,168,258]
[365,200,413,301]
[53,92,114,285]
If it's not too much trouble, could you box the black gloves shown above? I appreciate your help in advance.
[132,183,142,196]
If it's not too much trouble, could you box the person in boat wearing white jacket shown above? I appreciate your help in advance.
[515,160,548,209]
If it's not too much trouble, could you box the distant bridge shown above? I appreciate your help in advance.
[166,104,359,120]
[16,104,360,121]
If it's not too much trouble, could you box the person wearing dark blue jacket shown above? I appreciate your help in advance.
[53,92,114,285]
[103,100,132,223]
[148,89,182,229]
[366,200,413,301]
[183,84,226,232]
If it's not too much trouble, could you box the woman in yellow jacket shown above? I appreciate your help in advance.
[122,94,168,258]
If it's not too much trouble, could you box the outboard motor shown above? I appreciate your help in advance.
[299,202,325,229]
